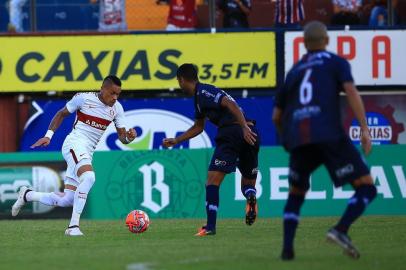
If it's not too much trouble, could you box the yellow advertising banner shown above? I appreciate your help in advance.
[0,32,276,92]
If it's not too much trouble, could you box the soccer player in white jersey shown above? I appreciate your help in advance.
[11,75,136,236]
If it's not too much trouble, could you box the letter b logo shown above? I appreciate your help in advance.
[139,162,169,213]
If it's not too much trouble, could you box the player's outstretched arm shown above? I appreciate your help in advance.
[221,97,256,145]
[343,82,372,155]
[162,118,205,148]
[31,107,71,148]
[117,127,137,144]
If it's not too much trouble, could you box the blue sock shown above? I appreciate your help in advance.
[206,185,219,231]
[241,185,256,199]
[335,185,377,234]
[283,193,305,252]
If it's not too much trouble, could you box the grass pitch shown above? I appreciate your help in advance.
[1,216,405,270]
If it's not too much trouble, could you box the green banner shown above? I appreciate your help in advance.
[1,145,405,219]
[0,153,71,218]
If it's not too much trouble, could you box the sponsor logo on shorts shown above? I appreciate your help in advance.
[251,168,259,175]
[214,159,227,166]
[335,164,354,178]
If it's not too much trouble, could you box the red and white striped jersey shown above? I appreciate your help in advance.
[275,0,305,25]
[65,92,126,151]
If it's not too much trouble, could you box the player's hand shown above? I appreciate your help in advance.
[162,138,177,148]
[361,128,372,156]
[126,128,137,143]
[30,137,51,148]
[242,125,257,146]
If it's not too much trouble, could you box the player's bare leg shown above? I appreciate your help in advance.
[241,177,257,225]
[66,163,95,236]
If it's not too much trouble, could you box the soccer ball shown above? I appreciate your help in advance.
[125,210,150,233]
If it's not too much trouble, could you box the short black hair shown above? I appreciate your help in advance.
[103,75,122,87]
[177,63,198,81]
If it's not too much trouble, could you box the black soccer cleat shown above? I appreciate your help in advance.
[245,193,258,226]
[326,228,360,259]
[281,249,295,261]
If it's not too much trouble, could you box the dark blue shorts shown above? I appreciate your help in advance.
[288,137,370,189]
[209,124,260,179]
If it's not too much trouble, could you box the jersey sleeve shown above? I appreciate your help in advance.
[201,89,225,109]
[194,88,225,119]
[336,58,354,84]
[113,102,126,129]
[66,93,85,113]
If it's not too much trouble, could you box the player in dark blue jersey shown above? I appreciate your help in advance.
[272,21,377,260]
[162,63,260,236]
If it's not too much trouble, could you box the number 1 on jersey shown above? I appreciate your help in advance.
[299,69,313,105]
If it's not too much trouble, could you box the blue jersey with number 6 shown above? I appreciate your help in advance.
[275,50,354,151]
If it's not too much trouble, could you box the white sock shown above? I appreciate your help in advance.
[26,190,74,207]
[69,171,95,227]
[25,190,46,202]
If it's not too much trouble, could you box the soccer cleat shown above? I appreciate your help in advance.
[245,193,258,226]
[326,228,360,259]
[194,226,216,237]
[281,249,295,261]
[65,226,84,236]
[11,186,30,217]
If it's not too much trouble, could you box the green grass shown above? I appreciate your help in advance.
[1,217,405,270]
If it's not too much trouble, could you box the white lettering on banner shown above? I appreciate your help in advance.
[333,186,354,199]
[269,167,326,200]
[393,166,406,198]
[270,167,289,200]
[371,166,394,198]
[234,169,262,200]
[139,162,169,213]
[0,180,31,202]
[264,165,406,201]
[284,30,406,85]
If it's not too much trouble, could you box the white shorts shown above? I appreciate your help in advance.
[62,136,93,187]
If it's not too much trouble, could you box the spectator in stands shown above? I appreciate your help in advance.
[217,0,251,28]
[367,0,398,27]
[274,0,305,28]
[90,0,127,31]
[7,0,28,33]
[331,0,362,25]
[157,0,197,31]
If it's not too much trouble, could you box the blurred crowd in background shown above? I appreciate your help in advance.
[1,0,405,33]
